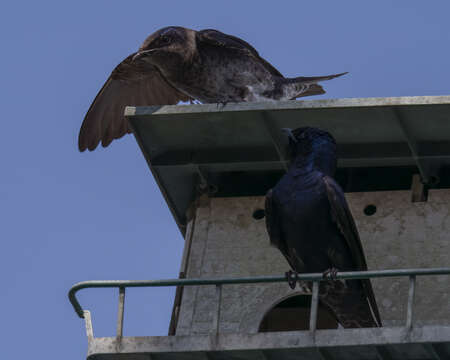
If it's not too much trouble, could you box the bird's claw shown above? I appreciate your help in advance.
[286,270,299,289]
[322,267,339,280]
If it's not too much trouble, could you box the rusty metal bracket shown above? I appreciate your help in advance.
[392,108,435,184]
[411,174,428,202]
[195,165,218,196]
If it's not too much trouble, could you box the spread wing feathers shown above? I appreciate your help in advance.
[322,175,382,327]
[78,53,191,152]
[197,29,283,77]
[265,190,295,269]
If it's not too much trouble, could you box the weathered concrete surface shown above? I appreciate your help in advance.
[88,326,450,360]
[176,190,450,336]
[346,189,450,327]
[126,95,450,117]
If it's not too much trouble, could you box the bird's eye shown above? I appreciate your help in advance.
[160,35,170,44]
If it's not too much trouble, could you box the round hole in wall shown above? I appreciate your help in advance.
[253,209,265,220]
[428,175,440,186]
[259,294,339,332]
[363,204,377,216]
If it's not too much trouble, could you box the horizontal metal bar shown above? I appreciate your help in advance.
[69,267,450,318]
[151,157,450,175]
[149,142,450,167]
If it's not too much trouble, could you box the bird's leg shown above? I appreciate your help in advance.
[285,270,299,289]
[216,101,228,109]
[322,267,339,280]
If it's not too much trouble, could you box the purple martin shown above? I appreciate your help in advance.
[79,26,347,151]
[265,127,381,328]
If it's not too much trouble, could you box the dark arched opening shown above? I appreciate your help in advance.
[258,294,339,332]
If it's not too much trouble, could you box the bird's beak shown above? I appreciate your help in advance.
[132,49,154,61]
[281,128,298,143]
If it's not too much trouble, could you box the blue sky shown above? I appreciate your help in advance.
[1,1,449,359]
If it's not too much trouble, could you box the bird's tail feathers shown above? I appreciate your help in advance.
[286,72,347,99]
[319,279,381,328]
[288,72,348,85]
[362,278,383,327]
[293,84,325,99]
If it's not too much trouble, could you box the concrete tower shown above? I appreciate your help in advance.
[71,96,450,359]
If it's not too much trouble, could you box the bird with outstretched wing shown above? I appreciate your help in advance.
[79,27,346,151]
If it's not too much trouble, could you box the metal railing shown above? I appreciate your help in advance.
[69,267,450,339]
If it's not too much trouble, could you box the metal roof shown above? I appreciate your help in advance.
[126,95,450,232]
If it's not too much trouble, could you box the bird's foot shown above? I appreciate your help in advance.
[322,267,339,280]
[285,270,299,289]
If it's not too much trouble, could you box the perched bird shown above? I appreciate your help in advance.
[79,26,347,151]
[265,127,381,328]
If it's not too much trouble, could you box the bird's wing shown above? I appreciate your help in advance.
[265,189,295,269]
[322,175,382,326]
[78,53,191,152]
[197,29,283,77]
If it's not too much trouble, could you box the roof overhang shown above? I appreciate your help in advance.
[126,95,450,232]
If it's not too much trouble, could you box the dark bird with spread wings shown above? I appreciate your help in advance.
[79,26,347,151]
[265,127,381,328]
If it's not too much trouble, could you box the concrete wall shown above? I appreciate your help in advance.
[175,190,450,336]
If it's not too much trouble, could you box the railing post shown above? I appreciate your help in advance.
[211,284,222,335]
[83,310,94,339]
[309,281,319,334]
[117,287,126,339]
[405,275,416,330]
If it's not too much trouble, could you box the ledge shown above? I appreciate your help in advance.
[88,325,450,360]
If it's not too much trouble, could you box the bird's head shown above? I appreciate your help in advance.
[282,127,337,175]
[132,27,196,68]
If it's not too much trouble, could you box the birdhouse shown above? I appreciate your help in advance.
[70,96,450,359]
